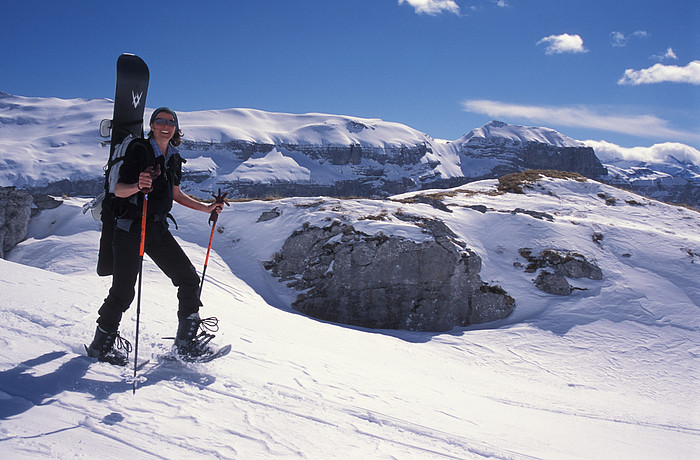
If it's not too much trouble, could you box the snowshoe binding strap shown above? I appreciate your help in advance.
[113,332,133,355]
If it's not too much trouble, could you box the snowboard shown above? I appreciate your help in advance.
[97,53,150,276]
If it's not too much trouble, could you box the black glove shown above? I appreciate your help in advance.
[209,188,230,225]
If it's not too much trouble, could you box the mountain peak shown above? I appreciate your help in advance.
[460,120,585,148]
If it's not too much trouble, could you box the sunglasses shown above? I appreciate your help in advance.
[154,117,177,127]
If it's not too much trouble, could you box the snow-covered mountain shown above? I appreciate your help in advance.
[459,120,587,147]
[1,91,699,208]
[451,120,608,181]
[2,174,699,458]
[586,140,700,207]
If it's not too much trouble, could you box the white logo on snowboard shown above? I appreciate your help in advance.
[131,90,143,108]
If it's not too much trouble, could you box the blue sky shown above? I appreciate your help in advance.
[2,0,699,148]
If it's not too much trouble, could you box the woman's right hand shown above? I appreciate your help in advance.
[138,171,153,193]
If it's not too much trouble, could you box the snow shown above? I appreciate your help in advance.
[178,108,428,148]
[458,120,586,148]
[0,93,112,187]
[2,176,699,459]
[220,148,311,183]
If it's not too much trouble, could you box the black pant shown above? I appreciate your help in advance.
[97,221,201,332]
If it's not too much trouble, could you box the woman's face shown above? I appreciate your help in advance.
[150,112,176,146]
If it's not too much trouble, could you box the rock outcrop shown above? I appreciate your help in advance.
[266,219,515,331]
[0,187,33,258]
[518,248,603,295]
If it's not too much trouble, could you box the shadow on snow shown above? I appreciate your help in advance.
[0,350,216,420]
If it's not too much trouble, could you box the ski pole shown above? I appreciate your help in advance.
[199,189,229,296]
[133,191,148,394]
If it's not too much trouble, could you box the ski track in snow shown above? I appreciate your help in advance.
[1,179,700,459]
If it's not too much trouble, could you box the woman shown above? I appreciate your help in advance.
[87,107,224,365]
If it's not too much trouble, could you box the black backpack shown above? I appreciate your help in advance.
[83,134,151,276]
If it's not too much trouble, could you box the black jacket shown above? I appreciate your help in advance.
[113,138,184,227]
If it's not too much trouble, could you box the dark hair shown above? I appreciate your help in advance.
[148,107,183,147]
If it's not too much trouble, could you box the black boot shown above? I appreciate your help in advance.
[174,313,219,361]
[86,326,131,366]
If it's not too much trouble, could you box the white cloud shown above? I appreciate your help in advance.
[611,32,626,47]
[618,60,700,85]
[651,47,678,62]
[583,139,700,164]
[611,30,648,47]
[462,99,700,144]
[536,34,588,55]
[398,0,460,15]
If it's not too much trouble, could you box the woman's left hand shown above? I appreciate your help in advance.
[208,202,224,214]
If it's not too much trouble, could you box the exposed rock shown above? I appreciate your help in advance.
[467,205,488,213]
[31,194,63,216]
[267,220,515,331]
[520,144,608,178]
[471,284,517,324]
[521,248,603,280]
[181,139,430,168]
[535,270,572,295]
[26,178,102,197]
[257,207,281,222]
[219,177,418,200]
[398,195,452,213]
[0,187,33,258]
[519,248,603,295]
[509,208,554,221]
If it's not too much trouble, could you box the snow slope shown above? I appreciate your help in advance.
[179,107,429,147]
[1,176,699,459]
[0,93,112,187]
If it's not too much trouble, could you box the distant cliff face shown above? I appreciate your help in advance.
[177,128,700,210]
[178,138,433,198]
[520,144,608,177]
[454,139,608,180]
[177,121,610,200]
[182,119,695,210]
[180,139,431,170]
